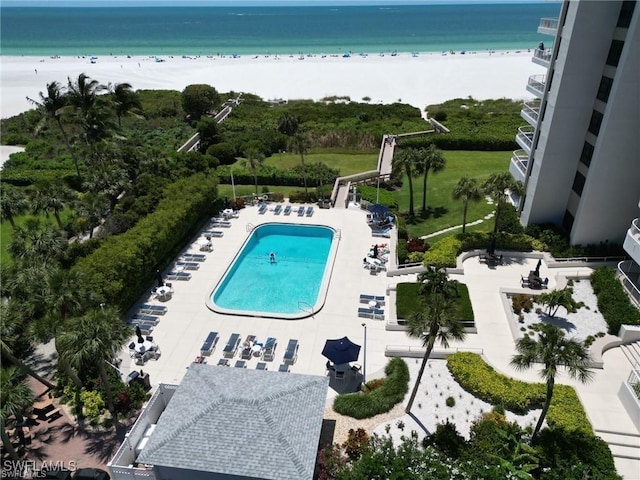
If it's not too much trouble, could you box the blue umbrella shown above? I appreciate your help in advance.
[322,336,361,365]
[368,204,389,220]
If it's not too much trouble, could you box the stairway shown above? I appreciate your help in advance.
[621,341,640,368]
[595,429,640,461]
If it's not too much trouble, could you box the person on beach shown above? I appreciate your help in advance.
[34,68,37,74]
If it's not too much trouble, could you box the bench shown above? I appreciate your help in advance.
[45,408,62,422]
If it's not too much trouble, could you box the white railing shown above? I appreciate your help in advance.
[533,48,553,63]
[517,126,535,149]
[511,150,529,174]
[521,102,540,123]
[627,369,640,398]
[527,75,546,95]
[539,18,559,31]
[618,260,640,304]
[632,218,640,237]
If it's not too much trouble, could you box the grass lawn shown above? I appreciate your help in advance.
[396,282,474,321]
[394,150,511,238]
[253,150,379,177]
[218,184,304,200]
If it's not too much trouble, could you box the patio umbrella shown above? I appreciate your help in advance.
[135,326,144,343]
[156,269,164,287]
[535,259,542,276]
[368,204,389,219]
[322,336,361,365]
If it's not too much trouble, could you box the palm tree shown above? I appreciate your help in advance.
[74,193,108,239]
[8,219,66,265]
[417,144,446,213]
[241,147,265,196]
[392,148,418,217]
[277,112,299,136]
[0,186,28,229]
[481,172,522,252]
[452,176,482,233]
[56,306,131,426]
[108,82,142,128]
[31,181,72,229]
[405,270,466,412]
[67,73,104,117]
[0,366,34,460]
[290,133,311,198]
[537,288,580,318]
[510,323,593,442]
[27,81,80,177]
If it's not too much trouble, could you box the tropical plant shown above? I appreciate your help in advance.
[405,269,466,412]
[392,148,418,217]
[510,323,593,441]
[536,288,581,318]
[241,146,265,195]
[289,132,311,197]
[0,366,34,460]
[8,218,66,265]
[31,181,73,229]
[277,112,300,136]
[74,193,109,239]
[0,186,28,229]
[481,172,523,251]
[181,84,220,121]
[27,81,80,177]
[452,176,482,233]
[56,306,131,426]
[107,82,142,128]
[417,144,446,213]
[490,428,540,479]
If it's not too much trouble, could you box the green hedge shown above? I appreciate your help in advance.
[396,282,474,322]
[73,173,219,311]
[333,358,409,419]
[590,266,640,335]
[447,352,592,433]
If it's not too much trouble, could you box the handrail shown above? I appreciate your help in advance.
[246,223,255,232]
[511,150,528,174]
[527,74,546,94]
[517,126,535,149]
[618,260,640,299]
[539,17,559,30]
[533,48,553,63]
[632,218,640,237]
[521,103,540,122]
[553,255,626,263]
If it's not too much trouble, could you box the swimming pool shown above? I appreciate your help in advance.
[208,223,338,319]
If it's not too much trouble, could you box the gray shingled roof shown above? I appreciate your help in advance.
[137,364,329,480]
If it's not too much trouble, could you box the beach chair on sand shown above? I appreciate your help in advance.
[262,337,277,361]
[200,331,219,356]
[283,339,299,364]
[297,206,305,216]
[283,205,292,216]
[223,333,241,358]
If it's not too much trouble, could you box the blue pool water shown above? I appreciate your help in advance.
[210,223,336,318]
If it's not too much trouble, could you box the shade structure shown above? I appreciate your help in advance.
[321,336,361,365]
[368,204,389,219]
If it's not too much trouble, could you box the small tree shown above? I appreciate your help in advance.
[452,176,482,233]
[392,148,418,217]
[417,144,446,213]
[181,84,220,121]
[537,288,580,317]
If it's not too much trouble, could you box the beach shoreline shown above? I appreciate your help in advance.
[1,50,545,120]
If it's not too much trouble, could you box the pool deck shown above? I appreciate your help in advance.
[116,202,639,478]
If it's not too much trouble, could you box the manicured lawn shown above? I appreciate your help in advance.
[396,282,474,321]
[394,150,511,238]
[253,150,379,177]
[217,184,303,200]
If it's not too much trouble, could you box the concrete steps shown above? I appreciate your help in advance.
[595,429,640,460]
[621,341,640,368]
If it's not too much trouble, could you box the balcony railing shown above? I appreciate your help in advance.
[521,101,540,125]
[511,150,529,174]
[618,259,640,307]
[632,218,640,237]
[527,75,546,97]
[533,48,553,65]
[538,17,559,35]
[516,126,535,151]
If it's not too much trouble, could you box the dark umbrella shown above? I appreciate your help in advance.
[321,336,361,365]
[135,326,144,343]
[156,269,164,287]
[534,259,542,276]
[369,204,389,220]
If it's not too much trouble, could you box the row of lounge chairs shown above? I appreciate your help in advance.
[359,294,386,306]
[357,307,385,320]
[181,253,206,262]
[210,218,232,228]
[217,333,295,364]
[259,204,315,217]
[215,359,290,371]
[128,313,160,336]
[358,294,386,319]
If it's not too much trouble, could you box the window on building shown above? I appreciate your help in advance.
[572,171,586,196]
[588,110,603,136]
[606,40,624,67]
[618,1,636,28]
[580,141,594,167]
[596,76,613,103]
[562,210,575,233]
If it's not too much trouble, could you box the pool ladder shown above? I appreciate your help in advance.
[246,223,255,232]
[298,301,314,317]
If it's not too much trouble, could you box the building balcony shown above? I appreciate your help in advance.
[623,218,640,265]
[538,17,559,36]
[509,150,529,183]
[532,47,552,67]
[618,259,640,308]
[526,74,546,98]
[521,101,541,126]
[516,126,535,153]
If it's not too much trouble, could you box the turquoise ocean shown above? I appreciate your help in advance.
[0,3,559,57]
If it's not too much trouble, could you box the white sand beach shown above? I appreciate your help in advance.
[1,50,545,119]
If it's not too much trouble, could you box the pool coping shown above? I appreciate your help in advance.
[205,222,340,320]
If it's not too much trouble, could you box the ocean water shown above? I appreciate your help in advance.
[0,3,559,57]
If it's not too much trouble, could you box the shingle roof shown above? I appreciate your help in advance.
[137,364,329,480]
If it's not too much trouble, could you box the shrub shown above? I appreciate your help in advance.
[333,358,409,419]
[316,443,347,480]
[445,396,455,408]
[511,294,533,314]
[80,390,105,419]
[591,266,640,334]
[423,236,462,268]
[407,237,429,253]
[342,428,370,461]
[397,240,409,264]
[423,420,466,458]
